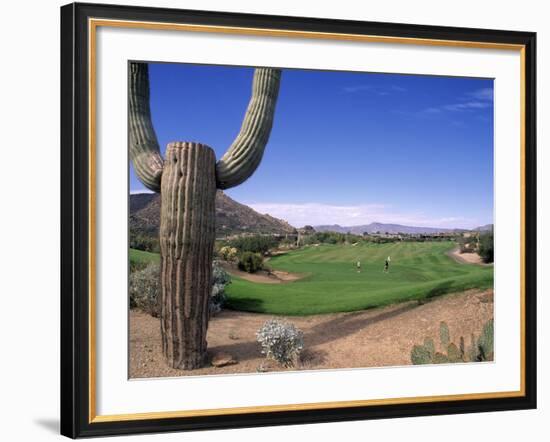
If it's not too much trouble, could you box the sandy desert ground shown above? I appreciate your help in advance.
[129,288,493,378]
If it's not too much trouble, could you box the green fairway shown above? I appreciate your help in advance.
[130,248,160,265]
[225,241,493,315]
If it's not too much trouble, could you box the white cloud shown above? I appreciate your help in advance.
[422,100,491,115]
[244,202,477,229]
[467,87,494,101]
[420,87,493,115]
[130,189,154,195]
[442,101,492,111]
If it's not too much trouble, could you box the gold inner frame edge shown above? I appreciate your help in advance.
[87,17,527,424]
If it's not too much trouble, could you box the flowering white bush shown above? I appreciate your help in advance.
[256,319,304,367]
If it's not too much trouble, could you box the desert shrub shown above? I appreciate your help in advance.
[457,235,476,253]
[304,231,363,245]
[210,260,231,315]
[219,246,238,262]
[279,237,297,248]
[229,235,279,255]
[345,233,364,244]
[130,260,148,274]
[129,262,161,317]
[129,229,160,253]
[303,231,345,245]
[129,261,232,317]
[256,319,304,367]
[478,231,494,263]
[238,252,264,273]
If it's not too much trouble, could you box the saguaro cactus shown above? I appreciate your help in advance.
[129,63,282,369]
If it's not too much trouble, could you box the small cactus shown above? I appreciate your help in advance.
[439,321,450,348]
[467,333,479,362]
[411,344,433,365]
[411,319,494,365]
[433,352,450,364]
[447,343,463,363]
[423,337,435,358]
[477,319,494,361]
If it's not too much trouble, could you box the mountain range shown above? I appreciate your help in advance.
[130,192,491,239]
[313,222,491,235]
[130,191,296,238]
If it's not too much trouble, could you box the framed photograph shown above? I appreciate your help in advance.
[60,2,536,438]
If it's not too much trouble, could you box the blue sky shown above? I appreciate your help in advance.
[130,63,494,229]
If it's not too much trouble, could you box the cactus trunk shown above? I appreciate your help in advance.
[159,142,217,369]
[129,62,281,370]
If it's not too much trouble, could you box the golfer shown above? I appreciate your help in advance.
[384,256,391,273]
[356,260,361,273]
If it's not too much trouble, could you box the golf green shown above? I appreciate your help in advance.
[225,241,493,315]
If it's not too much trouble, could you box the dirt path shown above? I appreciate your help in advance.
[220,261,305,284]
[130,288,493,378]
[447,247,492,266]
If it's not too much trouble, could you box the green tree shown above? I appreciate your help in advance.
[229,235,278,255]
[478,231,494,263]
[238,252,264,273]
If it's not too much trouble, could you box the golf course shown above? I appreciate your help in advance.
[227,241,493,315]
[130,248,160,265]
[130,241,493,316]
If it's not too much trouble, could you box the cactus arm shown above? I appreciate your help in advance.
[215,68,282,190]
[129,62,164,192]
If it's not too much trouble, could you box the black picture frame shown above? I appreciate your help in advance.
[61,2,537,438]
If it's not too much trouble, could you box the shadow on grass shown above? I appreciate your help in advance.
[425,280,456,299]
[224,297,265,313]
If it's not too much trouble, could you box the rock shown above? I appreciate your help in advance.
[211,352,238,367]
